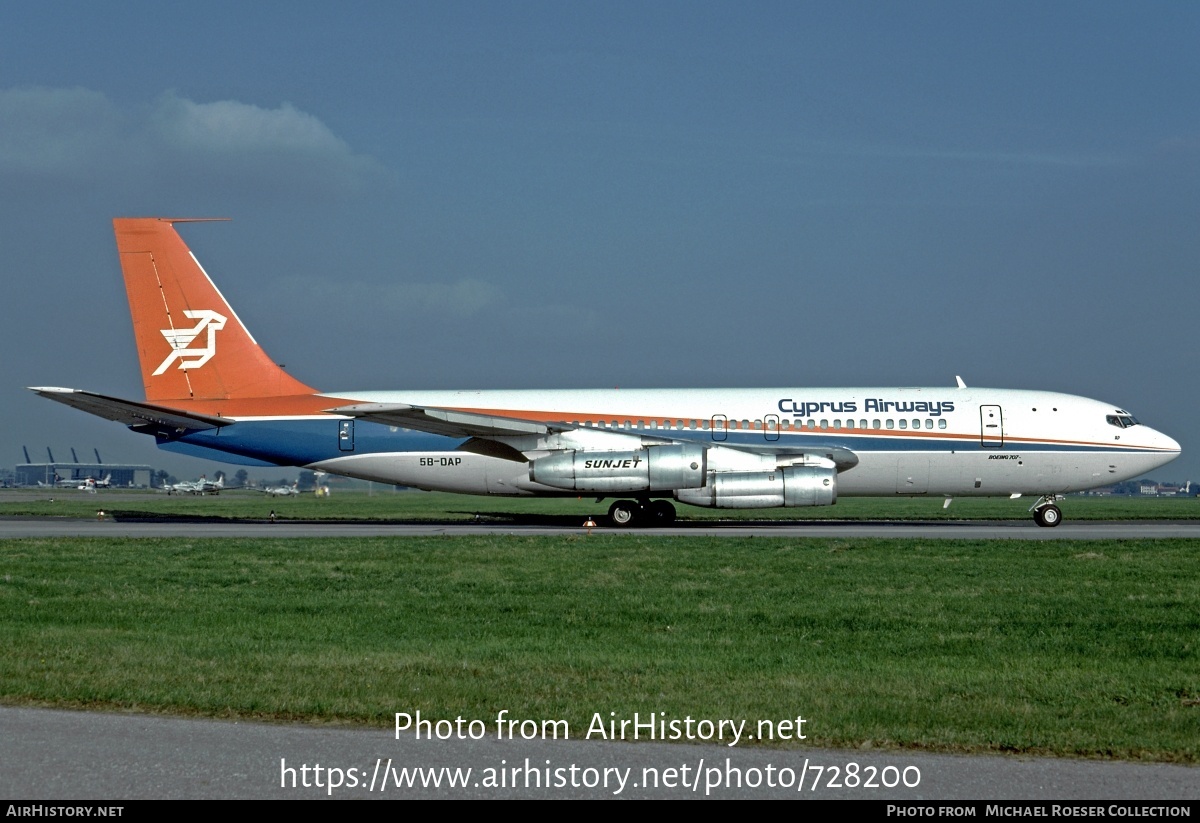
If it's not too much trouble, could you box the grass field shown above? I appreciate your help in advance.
[1,534,1197,761]
[2,487,1198,523]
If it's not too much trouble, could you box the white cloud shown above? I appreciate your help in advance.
[0,86,379,191]
[154,96,347,153]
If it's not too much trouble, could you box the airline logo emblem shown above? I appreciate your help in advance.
[153,309,228,375]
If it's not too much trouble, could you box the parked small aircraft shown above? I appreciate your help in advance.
[76,474,112,492]
[37,473,112,491]
[163,476,224,495]
[252,482,300,497]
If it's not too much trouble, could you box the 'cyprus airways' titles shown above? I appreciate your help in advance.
[778,399,956,417]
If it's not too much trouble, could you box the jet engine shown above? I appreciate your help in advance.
[529,444,707,492]
[674,466,836,508]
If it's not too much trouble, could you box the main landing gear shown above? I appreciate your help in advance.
[1030,496,1063,528]
[607,499,677,528]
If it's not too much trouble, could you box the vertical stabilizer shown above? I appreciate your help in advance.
[114,218,315,402]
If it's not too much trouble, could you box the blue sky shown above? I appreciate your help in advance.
[3,2,1198,481]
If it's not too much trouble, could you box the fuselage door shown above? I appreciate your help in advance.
[764,414,780,442]
[711,414,728,442]
[980,405,1004,448]
[338,419,355,452]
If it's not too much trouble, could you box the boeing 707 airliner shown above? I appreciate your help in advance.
[31,219,1181,527]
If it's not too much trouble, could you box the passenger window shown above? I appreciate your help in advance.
[912,419,920,429]
[938,419,947,429]
[833,419,841,429]
[924,419,933,430]
[899,419,907,429]
[886,419,894,429]
[820,419,828,430]
[872,420,881,430]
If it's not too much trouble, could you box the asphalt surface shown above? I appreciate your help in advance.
[2,517,1200,538]
[3,706,1196,800]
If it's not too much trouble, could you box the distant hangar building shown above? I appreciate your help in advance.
[15,449,152,488]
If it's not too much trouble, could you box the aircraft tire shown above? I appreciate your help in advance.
[608,500,640,528]
[1034,504,1062,528]
[645,500,677,526]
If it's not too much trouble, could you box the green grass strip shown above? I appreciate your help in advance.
[1,536,1197,761]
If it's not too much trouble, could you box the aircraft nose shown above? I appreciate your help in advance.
[1152,428,1182,458]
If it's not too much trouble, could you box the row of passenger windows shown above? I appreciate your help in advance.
[571,418,949,431]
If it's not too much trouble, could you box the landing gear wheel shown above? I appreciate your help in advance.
[608,500,640,528]
[1034,504,1062,528]
[645,500,677,526]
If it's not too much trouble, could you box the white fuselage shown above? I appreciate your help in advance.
[301,386,1179,499]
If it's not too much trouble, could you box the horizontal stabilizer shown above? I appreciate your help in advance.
[28,387,231,433]
[327,402,569,438]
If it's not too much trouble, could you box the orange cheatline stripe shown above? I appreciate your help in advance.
[441,407,1167,451]
[144,398,1172,452]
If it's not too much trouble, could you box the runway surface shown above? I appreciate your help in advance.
[3,706,1196,800]
[2,516,1200,539]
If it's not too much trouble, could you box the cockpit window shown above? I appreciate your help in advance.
[1106,415,1139,429]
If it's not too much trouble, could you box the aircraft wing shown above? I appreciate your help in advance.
[329,401,859,470]
[29,387,231,433]
[727,442,860,471]
[327,402,571,438]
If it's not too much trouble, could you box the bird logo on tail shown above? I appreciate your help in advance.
[153,309,228,375]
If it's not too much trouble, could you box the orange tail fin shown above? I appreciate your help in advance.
[114,218,316,402]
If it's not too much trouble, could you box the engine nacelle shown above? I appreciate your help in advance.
[529,444,707,493]
[674,466,836,509]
